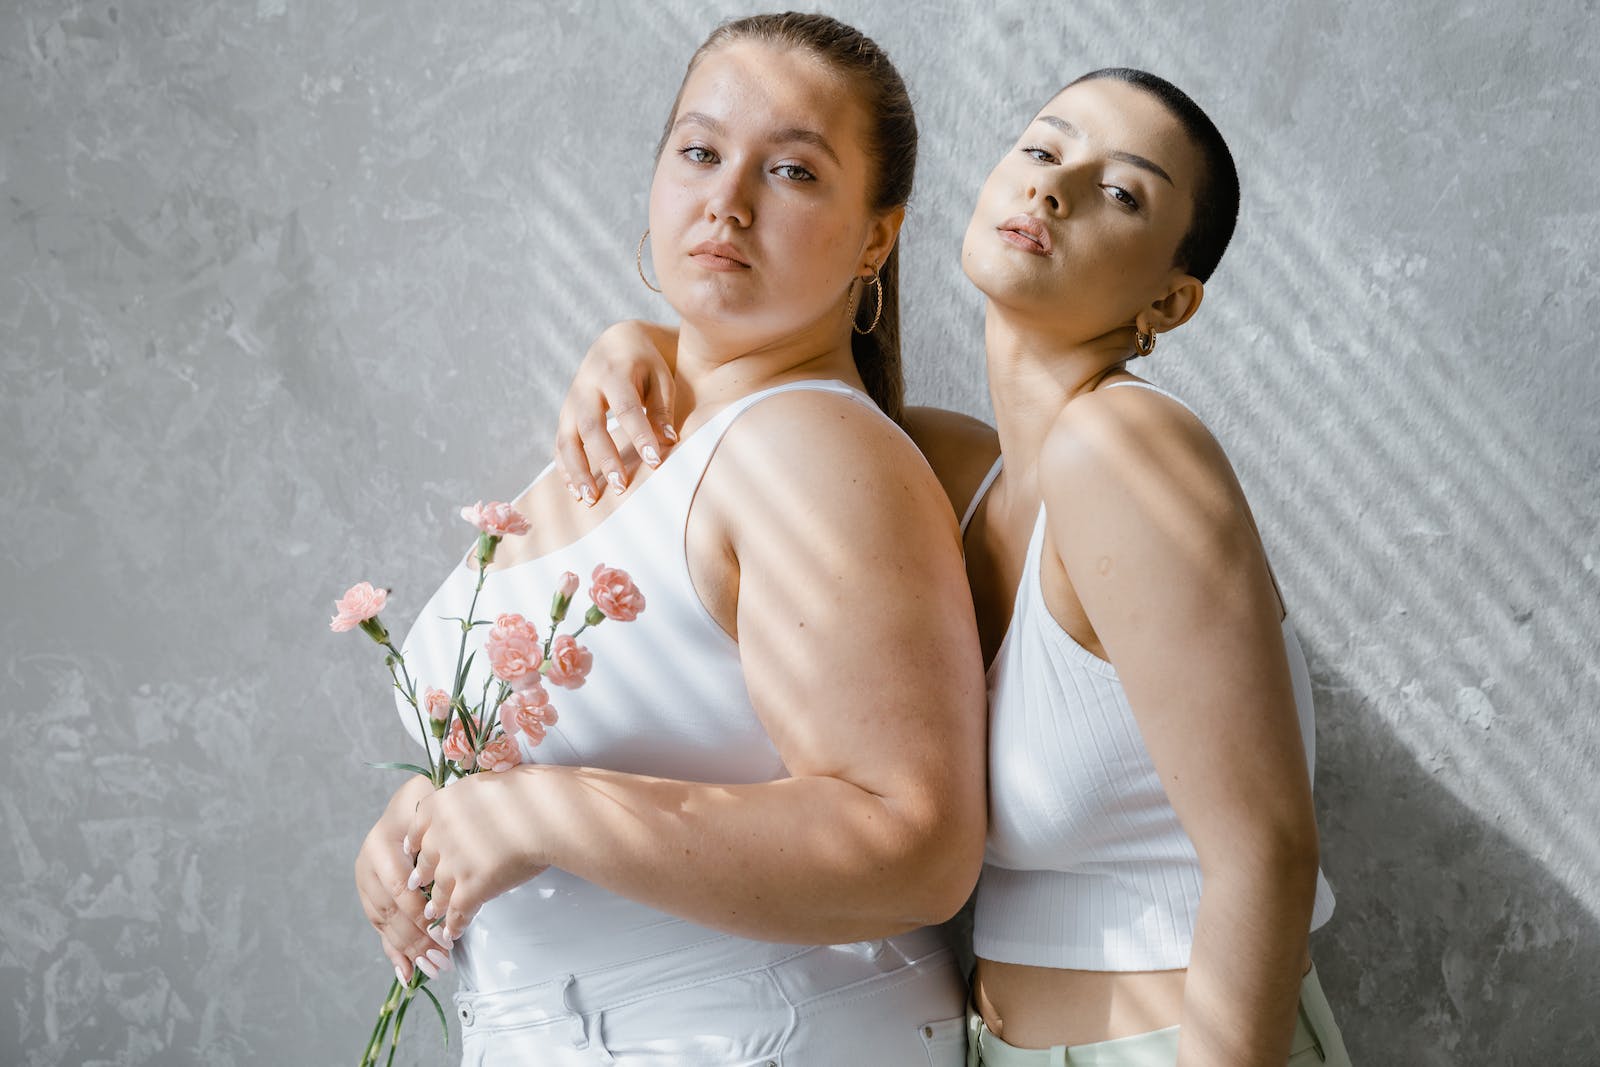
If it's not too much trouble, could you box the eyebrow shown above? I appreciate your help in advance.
[1037,114,1174,186]
[673,111,841,166]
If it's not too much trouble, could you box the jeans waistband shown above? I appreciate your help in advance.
[968,963,1337,1065]
[455,926,952,1035]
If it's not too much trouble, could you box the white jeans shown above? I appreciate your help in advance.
[453,927,968,1066]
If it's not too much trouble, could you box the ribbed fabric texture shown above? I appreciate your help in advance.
[972,382,1336,971]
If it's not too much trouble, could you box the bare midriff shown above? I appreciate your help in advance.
[972,946,1312,1049]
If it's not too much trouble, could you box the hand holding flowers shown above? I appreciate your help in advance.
[334,500,645,1066]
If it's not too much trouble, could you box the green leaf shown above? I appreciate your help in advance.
[365,761,434,778]
[417,983,451,1046]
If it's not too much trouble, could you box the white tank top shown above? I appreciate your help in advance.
[969,381,1336,971]
[394,379,922,993]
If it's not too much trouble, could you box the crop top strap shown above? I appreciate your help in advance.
[1099,378,1201,417]
[1099,379,1288,616]
[960,457,1004,536]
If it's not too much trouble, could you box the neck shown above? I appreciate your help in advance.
[985,303,1132,498]
[672,315,865,418]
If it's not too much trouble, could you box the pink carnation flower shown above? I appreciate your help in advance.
[500,685,557,743]
[557,571,580,599]
[459,500,531,538]
[589,564,646,622]
[544,634,593,689]
[329,582,387,632]
[478,734,523,773]
[422,687,452,723]
[442,719,475,770]
[485,613,543,682]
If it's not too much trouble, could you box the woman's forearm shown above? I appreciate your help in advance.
[519,762,981,944]
[1176,846,1320,1067]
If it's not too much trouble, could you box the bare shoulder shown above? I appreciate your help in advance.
[707,388,956,534]
[1042,382,1230,489]
[1039,382,1256,563]
[902,405,1001,517]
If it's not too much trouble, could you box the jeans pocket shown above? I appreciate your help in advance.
[918,1015,969,1066]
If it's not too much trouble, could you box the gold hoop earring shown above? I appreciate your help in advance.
[853,272,883,336]
[636,229,662,294]
[1134,326,1156,357]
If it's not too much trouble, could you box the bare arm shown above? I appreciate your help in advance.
[1040,389,1320,1067]
[411,391,989,943]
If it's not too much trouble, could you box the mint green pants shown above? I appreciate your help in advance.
[967,964,1351,1066]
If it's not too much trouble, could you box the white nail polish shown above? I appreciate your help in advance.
[401,836,411,857]
[395,965,406,986]
[428,948,452,972]
[581,484,596,506]
[423,900,436,920]
[407,869,422,891]
[641,445,660,467]
[429,925,453,948]
[607,471,626,495]
[661,425,679,443]
[415,955,439,980]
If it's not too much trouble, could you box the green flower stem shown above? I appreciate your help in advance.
[358,970,433,1067]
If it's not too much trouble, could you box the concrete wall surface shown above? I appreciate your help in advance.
[3,1,1596,1064]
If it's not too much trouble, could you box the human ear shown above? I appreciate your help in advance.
[1142,274,1205,336]
[859,204,906,276]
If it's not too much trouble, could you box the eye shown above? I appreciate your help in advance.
[678,145,717,165]
[1105,185,1140,211]
[1020,145,1058,164]
[773,162,816,182]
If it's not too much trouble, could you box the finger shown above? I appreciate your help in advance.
[554,421,595,506]
[605,379,662,468]
[357,871,436,977]
[644,360,679,449]
[574,406,627,500]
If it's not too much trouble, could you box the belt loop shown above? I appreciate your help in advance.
[559,974,589,1049]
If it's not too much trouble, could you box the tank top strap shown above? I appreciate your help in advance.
[960,457,1004,537]
[1099,379,1201,419]
[642,378,887,525]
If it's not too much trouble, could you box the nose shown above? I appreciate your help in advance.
[706,165,754,228]
[1026,183,1066,217]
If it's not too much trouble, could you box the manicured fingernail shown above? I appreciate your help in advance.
[443,926,458,942]
[395,965,406,986]
[607,471,626,495]
[401,836,411,856]
[565,482,581,501]
[407,868,422,891]
[428,948,452,973]
[429,924,453,948]
[423,900,436,920]
[415,954,439,980]
[581,483,596,506]
[641,445,660,467]
[661,424,678,443]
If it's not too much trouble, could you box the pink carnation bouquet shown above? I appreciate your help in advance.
[331,501,645,1066]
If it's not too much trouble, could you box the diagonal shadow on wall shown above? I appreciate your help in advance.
[1306,644,1600,1066]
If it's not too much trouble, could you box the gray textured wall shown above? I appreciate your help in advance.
[3,1,1595,1064]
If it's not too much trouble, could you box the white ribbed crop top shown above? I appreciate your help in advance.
[394,379,923,994]
[970,380,1336,971]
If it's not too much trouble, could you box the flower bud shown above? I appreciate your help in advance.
[550,571,580,623]
[584,605,605,627]
[358,616,390,645]
[474,532,499,567]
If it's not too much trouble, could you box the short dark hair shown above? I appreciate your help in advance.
[1067,68,1239,283]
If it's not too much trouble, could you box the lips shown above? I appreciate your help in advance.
[688,240,751,270]
[996,214,1053,256]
